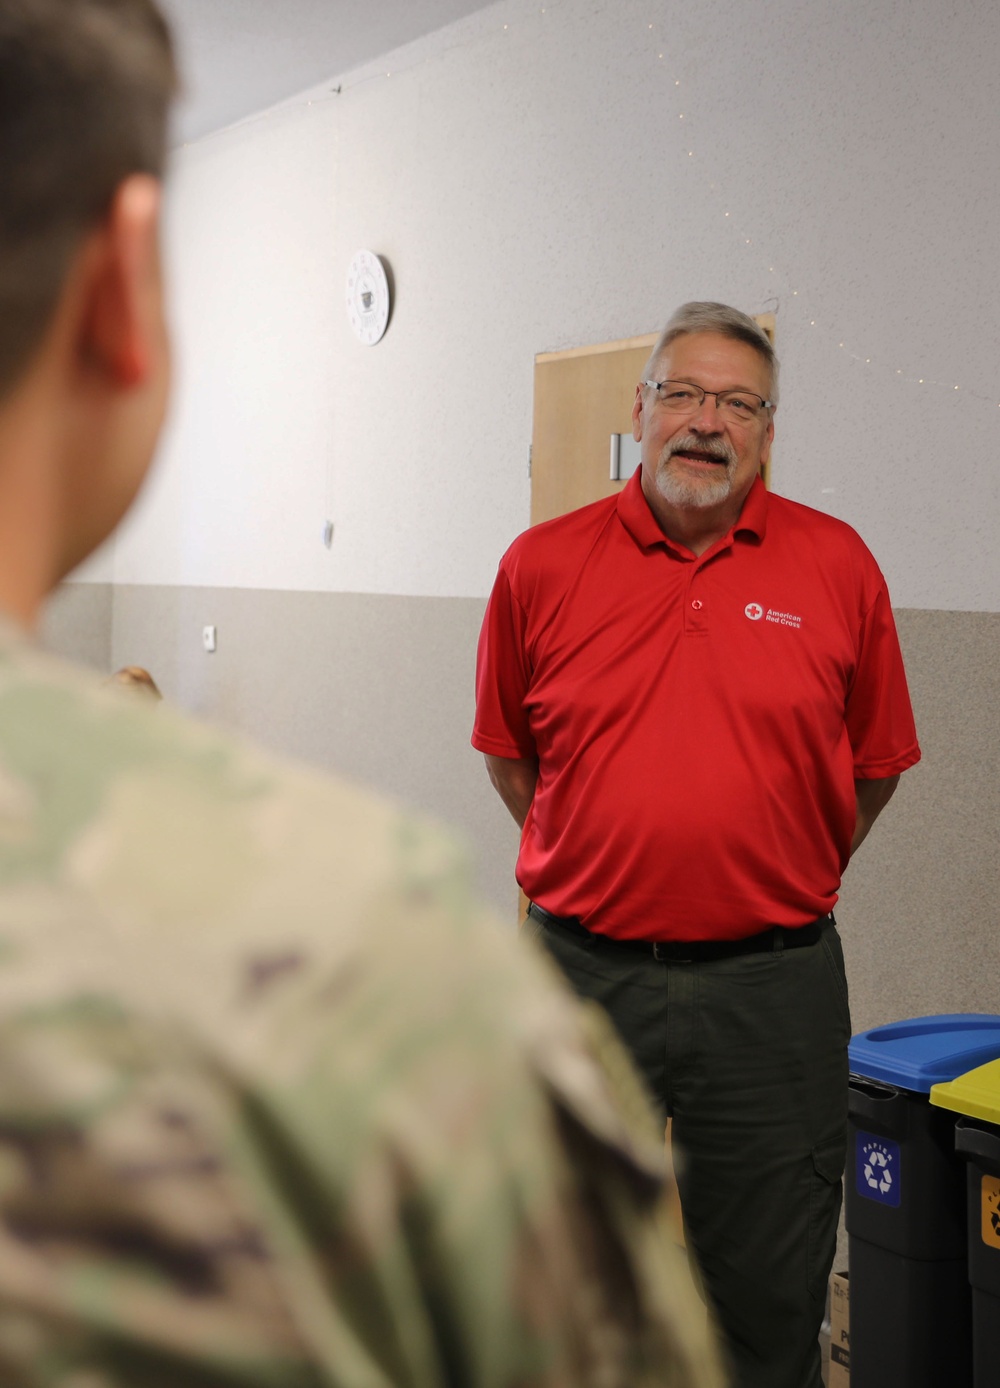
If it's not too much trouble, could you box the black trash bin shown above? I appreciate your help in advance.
[846,1015,1000,1388]
[931,1057,1000,1386]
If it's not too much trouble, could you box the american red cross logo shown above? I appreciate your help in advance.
[745,602,764,621]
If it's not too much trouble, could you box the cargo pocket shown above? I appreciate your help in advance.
[807,1134,846,1304]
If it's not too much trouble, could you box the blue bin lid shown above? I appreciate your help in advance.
[849,1014,1000,1093]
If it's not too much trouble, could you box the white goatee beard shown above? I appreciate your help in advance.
[653,434,737,510]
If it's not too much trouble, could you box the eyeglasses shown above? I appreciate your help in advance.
[640,379,773,422]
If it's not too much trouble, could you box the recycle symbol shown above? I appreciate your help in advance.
[863,1149,893,1195]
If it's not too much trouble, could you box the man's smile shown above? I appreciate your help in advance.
[663,434,736,471]
[673,448,726,465]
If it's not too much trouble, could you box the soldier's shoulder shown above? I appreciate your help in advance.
[0,640,725,1385]
[0,639,664,1149]
[0,643,669,1186]
[0,634,663,1207]
[0,635,471,1017]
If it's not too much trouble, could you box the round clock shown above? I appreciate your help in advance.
[345,250,391,345]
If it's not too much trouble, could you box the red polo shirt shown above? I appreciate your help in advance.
[473,473,920,942]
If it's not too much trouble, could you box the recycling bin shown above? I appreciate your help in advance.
[846,1014,1000,1388]
[931,1058,1000,1386]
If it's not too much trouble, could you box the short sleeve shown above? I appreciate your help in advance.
[846,580,921,778]
[472,561,537,759]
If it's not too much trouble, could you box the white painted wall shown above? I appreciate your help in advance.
[107,0,1000,611]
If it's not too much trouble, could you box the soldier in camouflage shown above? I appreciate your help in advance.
[0,2,726,1385]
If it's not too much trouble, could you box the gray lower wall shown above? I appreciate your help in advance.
[40,584,1000,1019]
[38,582,113,672]
[837,609,1000,1030]
[107,585,521,917]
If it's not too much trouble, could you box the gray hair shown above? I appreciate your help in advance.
[643,301,779,407]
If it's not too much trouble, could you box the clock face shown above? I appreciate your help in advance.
[346,250,390,345]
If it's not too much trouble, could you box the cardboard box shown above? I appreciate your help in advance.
[829,1271,849,1386]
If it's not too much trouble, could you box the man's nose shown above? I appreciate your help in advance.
[689,393,722,431]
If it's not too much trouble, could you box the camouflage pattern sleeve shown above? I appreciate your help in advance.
[0,634,727,1387]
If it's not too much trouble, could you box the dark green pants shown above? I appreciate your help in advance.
[529,911,850,1388]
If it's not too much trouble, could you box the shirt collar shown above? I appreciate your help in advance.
[616,469,769,552]
[735,475,768,541]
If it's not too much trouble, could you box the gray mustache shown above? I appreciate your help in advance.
[665,434,737,466]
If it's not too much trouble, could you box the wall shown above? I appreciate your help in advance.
[40,584,112,672]
[47,0,1000,1000]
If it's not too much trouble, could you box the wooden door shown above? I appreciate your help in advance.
[530,333,659,527]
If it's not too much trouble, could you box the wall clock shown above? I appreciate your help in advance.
[346,250,391,345]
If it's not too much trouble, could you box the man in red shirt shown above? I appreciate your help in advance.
[474,302,920,1388]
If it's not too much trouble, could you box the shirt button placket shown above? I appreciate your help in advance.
[685,584,707,634]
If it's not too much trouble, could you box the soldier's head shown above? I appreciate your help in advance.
[0,0,176,612]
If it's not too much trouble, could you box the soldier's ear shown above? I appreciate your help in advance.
[77,175,163,389]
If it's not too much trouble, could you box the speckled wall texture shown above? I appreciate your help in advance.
[108,0,999,613]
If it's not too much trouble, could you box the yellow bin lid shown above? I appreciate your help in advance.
[930,1057,1000,1124]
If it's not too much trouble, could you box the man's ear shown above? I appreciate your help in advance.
[79,174,163,388]
[632,383,644,442]
[760,414,775,468]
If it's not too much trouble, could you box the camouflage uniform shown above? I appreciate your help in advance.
[0,626,725,1388]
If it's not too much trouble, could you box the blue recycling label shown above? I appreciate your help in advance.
[856,1132,901,1207]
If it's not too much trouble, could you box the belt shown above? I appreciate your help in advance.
[527,902,833,963]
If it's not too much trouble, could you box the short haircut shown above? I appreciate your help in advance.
[643,301,780,407]
[0,0,177,397]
